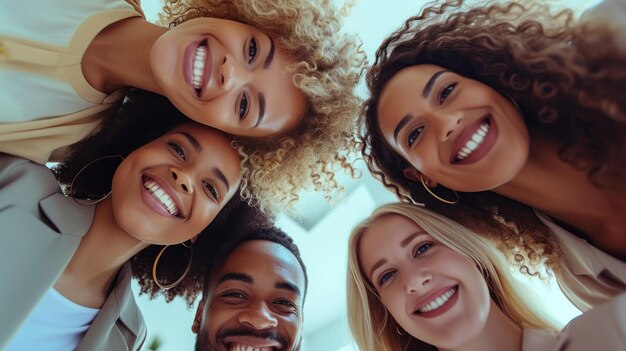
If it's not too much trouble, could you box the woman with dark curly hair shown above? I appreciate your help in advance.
[347,203,626,351]
[359,0,626,311]
[0,90,261,351]
[0,0,365,215]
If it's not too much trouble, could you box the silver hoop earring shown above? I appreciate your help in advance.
[68,155,123,205]
[503,92,520,110]
[152,240,193,290]
[396,325,406,336]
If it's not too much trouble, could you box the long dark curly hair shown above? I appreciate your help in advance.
[359,0,625,265]
[53,89,270,305]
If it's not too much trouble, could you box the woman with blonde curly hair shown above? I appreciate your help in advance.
[359,0,626,311]
[347,203,626,351]
[0,0,364,213]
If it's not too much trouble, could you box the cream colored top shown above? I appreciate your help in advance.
[522,293,626,351]
[535,211,626,312]
[0,0,143,164]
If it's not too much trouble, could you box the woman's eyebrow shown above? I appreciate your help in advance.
[175,131,202,152]
[422,69,450,98]
[263,36,275,69]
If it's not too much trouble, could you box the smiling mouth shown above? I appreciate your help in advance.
[192,39,208,96]
[143,177,180,217]
[227,344,278,351]
[453,117,490,163]
[415,286,458,314]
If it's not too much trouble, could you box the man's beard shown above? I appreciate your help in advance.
[194,326,301,351]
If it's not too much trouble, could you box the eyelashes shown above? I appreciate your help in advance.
[167,140,220,202]
[376,241,435,288]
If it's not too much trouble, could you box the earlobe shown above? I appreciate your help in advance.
[402,167,421,182]
[191,300,205,334]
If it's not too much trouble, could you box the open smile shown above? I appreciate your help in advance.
[185,39,212,98]
[413,285,459,319]
[141,175,185,218]
[451,114,498,165]
[222,336,282,351]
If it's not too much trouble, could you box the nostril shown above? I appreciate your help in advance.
[222,57,226,64]
[171,171,178,180]
[446,130,453,137]
[221,75,224,85]
[181,184,188,192]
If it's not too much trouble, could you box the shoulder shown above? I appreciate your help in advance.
[557,294,626,350]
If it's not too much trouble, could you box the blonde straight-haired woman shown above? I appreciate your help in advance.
[347,203,626,351]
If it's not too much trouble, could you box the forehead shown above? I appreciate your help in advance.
[359,215,424,264]
[217,240,305,289]
[377,64,446,126]
[257,50,307,135]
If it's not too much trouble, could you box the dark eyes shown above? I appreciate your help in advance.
[168,141,187,161]
[407,126,424,147]
[239,93,249,120]
[203,180,219,201]
[439,83,457,104]
[248,37,258,64]
[169,140,220,202]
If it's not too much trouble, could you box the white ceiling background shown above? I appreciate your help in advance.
[135,0,598,350]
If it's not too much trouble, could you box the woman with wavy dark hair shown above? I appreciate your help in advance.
[0,0,365,215]
[359,0,626,312]
[0,90,259,351]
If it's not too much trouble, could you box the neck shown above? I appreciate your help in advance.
[494,130,625,245]
[56,197,149,308]
[82,17,167,94]
[442,300,522,351]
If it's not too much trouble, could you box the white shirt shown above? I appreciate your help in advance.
[6,288,100,351]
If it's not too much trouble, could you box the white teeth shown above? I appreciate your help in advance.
[418,287,456,313]
[143,179,179,216]
[192,45,207,90]
[455,121,490,161]
[229,345,272,351]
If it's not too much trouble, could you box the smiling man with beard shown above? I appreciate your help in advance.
[192,227,308,351]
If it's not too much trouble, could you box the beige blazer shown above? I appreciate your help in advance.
[522,293,626,351]
[535,211,626,312]
[0,0,143,164]
[0,154,146,350]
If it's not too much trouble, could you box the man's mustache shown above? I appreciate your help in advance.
[216,326,289,350]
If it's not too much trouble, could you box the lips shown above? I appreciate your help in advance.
[412,285,459,319]
[450,114,498,165]
[140,175,185,218]
[222,336,281,351]
[184,39,212,98]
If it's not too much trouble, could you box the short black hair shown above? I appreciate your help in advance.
[203,226,309,301]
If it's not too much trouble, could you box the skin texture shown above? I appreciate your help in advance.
[57,123,243,308]
[150,18,307,137]
[111,123,242,245]
[358,214,492,350]
[376,64,529,192]
[193,240,305,351]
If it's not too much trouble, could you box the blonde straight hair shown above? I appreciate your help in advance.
[347,203,559,351]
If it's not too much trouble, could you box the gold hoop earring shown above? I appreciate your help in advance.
[152,240,193,290]
[420,173,459,205]
[68,155,123,205]
[396,325,406,336]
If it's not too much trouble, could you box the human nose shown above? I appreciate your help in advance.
[170,166,193,195]
[238,302,278,330]
[404,268,432,294]
[435,111,463,142]
[219,55,249,92]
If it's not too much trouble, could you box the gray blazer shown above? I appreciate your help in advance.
[0,154,146,350]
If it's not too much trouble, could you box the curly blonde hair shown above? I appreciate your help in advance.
[347,203,560,351]
[159,0,366,215]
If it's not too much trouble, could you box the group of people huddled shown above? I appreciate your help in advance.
[0,0,624,350]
